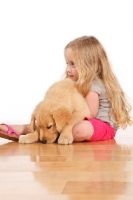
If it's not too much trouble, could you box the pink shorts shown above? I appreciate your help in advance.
[84,117,116,142]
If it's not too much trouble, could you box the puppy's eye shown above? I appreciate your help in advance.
[47,125,52,129]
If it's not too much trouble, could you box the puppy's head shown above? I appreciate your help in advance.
[36,107,72,143]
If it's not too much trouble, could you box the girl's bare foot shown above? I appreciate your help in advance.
[0,124,29,135]
[0,124,29,141]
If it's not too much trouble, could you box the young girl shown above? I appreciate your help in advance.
[0,36,133,142]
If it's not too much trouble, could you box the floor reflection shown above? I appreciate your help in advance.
[1,136,133,196]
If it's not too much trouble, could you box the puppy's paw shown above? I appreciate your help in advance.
[19,135,33,144]
[58,135,73,145]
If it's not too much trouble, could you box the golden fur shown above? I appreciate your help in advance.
[19,78,90,144]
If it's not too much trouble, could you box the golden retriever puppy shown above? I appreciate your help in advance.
[19,78,90,145]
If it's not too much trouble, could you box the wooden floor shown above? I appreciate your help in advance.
[0,126,133,200]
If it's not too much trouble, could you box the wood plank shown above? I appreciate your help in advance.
[1,171,133,182]
[63,181,133,195]
[1,194,133,200]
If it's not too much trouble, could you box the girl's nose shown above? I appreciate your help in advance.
[66,65,71,72]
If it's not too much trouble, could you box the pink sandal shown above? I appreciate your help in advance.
[0,124,19,141]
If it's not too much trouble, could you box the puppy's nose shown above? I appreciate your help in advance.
[40,140,47,144]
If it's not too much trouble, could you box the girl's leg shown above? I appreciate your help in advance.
[73,118,116,142]
[72,120,94,142]
[0,124,29,136]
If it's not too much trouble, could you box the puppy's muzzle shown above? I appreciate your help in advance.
[40,133,60,144]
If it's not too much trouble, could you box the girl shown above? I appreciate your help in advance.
[0,36,133,142]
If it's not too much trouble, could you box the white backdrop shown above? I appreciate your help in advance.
[0,0,133,123]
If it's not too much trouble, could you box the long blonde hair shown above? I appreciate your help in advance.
[64,36,133,129]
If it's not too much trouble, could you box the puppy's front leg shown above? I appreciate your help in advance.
[58,111,87,145]
[58,125,73,145]
[19,129,39,144]
[19,115,39,144]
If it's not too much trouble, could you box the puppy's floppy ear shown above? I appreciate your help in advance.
[52,107,72,133]
[29,114,36,132]
[29,101,43,132]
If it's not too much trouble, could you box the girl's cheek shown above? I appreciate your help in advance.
[75,69,79,76]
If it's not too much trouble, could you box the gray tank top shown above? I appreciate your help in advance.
[91,79,117,129]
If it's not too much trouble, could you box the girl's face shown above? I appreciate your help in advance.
[64,48,79,81]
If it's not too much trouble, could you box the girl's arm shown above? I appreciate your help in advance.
[85,91,99,118]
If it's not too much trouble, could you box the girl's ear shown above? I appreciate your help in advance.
[52,107,72,133]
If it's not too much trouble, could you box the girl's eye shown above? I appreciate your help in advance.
[71,62,75,66]
[69,62,75,67]
[66,62,75,68]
